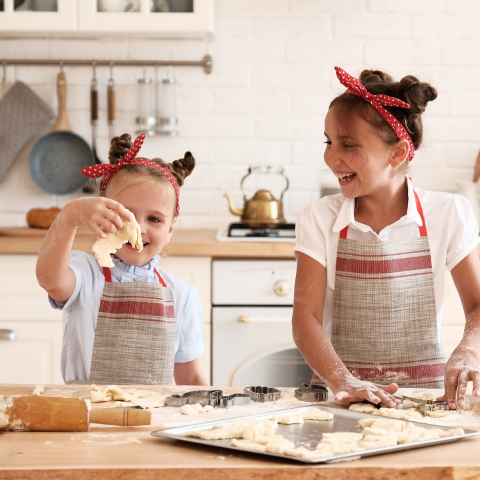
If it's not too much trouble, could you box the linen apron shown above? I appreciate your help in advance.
[68,266,176,385]
[312,190,447,389]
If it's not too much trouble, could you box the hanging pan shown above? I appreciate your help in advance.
[29,71,93,194]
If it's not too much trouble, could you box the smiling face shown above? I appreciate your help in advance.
[324,106,408,200]
[107,178,177,267]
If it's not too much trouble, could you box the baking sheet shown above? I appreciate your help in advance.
[151,405,480,464]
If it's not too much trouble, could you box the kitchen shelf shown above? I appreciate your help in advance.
[0,0,214,37]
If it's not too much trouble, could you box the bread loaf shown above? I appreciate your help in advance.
[26,207,61,229]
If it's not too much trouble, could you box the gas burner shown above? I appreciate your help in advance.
[228,223,295,238]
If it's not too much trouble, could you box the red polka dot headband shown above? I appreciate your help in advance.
[81,134,180,216]
[335,66,415,162]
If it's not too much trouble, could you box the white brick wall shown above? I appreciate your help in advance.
[1,0,480,230]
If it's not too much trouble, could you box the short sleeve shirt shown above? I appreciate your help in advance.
[294,177,480,340]
[50,252,205,383]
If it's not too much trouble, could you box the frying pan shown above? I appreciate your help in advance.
[29,71,93,194]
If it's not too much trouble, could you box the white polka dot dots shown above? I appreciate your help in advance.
[335,66,415,162]
[81,133,181,216]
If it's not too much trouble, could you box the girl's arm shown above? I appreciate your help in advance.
[174,359,210,386]
[440,248,480,409]
[36,197,133,303]
[292,252,399,407]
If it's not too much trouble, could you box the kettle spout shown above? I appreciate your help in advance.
[224,193,244,217]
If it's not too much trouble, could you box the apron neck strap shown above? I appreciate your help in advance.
[154,268,167,287]
[339,189,427,239]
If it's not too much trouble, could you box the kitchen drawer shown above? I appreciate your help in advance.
[212,260,296,305]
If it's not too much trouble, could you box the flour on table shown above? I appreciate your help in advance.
[31,385,44,396]
[92,209,143,268]
[179,403,214,416]
[272,413,304,425]
[90,385,165,409]
[301,408,333,421]
[84,399,92,412]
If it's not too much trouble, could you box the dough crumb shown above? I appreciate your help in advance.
[179,403,214,415]
[31,385,44,396]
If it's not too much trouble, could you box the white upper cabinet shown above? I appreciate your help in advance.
[0,0,214,37]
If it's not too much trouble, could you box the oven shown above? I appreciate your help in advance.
[211,259,314,387]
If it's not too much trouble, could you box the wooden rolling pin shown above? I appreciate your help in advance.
[0,396,151,432]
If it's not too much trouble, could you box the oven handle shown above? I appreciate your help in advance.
[236,316,291,324]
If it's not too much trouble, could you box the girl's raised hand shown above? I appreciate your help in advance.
[331,375,401,408]
[59,197,134,239]
[437,346,480,409]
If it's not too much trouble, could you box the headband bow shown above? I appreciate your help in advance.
[82,134,180,216]
[335,66,415,163]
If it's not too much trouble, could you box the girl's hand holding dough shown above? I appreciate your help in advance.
[59,197,134,238]
[329,374,401,408]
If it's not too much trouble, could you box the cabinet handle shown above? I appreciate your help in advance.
[0,329,16,340]
[273,280,291,297]
[236,316,291,324]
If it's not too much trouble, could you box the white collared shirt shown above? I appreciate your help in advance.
[294,177,480,340]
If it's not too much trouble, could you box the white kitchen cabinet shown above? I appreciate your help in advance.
[0,0,213,37]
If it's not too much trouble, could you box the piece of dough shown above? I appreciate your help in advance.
[231,439,267,451]
[242,423,276,439]
[90,384,165,408]
[185,424,248,440]
[427,409,455,418]
[397,429,441,444]
[92,210,143,268]
[179,403,214,415]
[358,418,405,431]
[349,403,377,414]
[359,437,398,449]
[273,414,304,425]
[265,437,295,454]
[374,407,422,420]
[317,442,365,455]
[31,385,44,396]
[320,432,363,444]
[301,408,334,421]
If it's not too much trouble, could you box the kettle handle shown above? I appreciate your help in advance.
[240,166,290,201]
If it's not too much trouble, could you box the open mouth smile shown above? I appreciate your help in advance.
[334,171,357,184]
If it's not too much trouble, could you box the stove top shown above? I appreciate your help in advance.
[216,223,296,242]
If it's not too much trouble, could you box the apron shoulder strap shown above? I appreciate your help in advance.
[339,226,348,239]
[102,267,112,283]
[154,268,167,287]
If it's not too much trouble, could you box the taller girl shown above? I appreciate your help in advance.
[293,67,480,409]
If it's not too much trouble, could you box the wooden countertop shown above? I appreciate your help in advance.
[0,228,295,258]
[1,384,480,479]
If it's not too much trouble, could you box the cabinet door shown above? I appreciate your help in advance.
[77,0,213,37]
[0,322,63,384]
[0,255,62,322]
[0,0,76,34]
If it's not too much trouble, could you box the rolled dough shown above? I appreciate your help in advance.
[301,408,334,421]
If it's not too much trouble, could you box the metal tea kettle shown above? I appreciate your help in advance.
[224,166,289,228]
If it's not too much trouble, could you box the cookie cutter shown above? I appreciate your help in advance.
[244,386,281,403]
[400,395,453,416]
[165,390,251,409]
[294,383,328,402]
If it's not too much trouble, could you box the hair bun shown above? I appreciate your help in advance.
[169,152,195,187]
[360,69,394,87]
[398,75,437,115]
[108,133,132,165]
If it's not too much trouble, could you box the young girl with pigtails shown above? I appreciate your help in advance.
[293,67,480,410]
[36,133,209,386]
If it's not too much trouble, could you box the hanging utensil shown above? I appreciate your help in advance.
[29,66,94,194]
[83,63,102,193]
[107,62,115,143]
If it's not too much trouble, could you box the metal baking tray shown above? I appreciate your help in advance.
[151,405,479,464]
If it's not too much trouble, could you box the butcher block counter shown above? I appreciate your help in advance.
[1,384,480,479]
[0,228,295,258]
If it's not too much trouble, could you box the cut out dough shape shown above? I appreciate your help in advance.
[358,418,405,431]
[92,209,143,268]
[179,403,214,415]
[374,407,422,420]
[427,409,456,418]
[320,432,363,444]
[285,446,323,459]
[31,385,44,396]
[231,439,267,452]
[272,414,304,425]
[349,403,377,414]
[265,437,295,454]
[90,384,165,409]
[301,409,334,421]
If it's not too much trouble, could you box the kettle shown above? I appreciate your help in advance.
[224,166,289,228]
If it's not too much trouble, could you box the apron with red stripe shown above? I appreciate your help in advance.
[312,190,447,388]
[88,267,176,385]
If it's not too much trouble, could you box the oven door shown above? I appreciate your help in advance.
[212,306,313,387]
